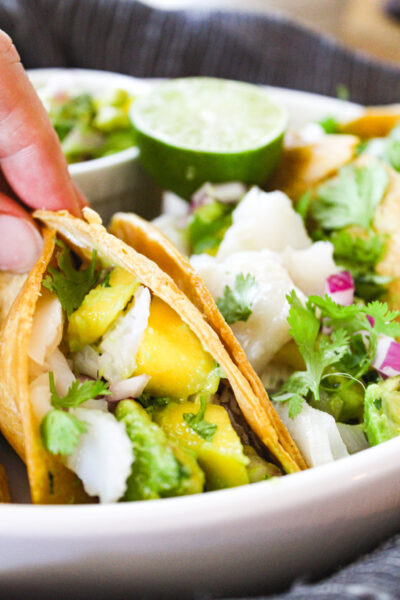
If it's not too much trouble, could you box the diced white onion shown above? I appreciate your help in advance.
[161,191,190,217]
[191,181,247,211]
[99,286,151,383]
[28,291,63,367]
[325,271,354,306]
[109,374,150,402]
[47,348,76,397]
[66,408,134,503]
[372,334,400,377]
[275,402,349,467]
[282,241,337,297]
[216,188,311,259]
[337,423,370,454]
[30,372,52,422]
[74,345,101,379]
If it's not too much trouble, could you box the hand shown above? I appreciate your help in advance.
[0,30,87,273]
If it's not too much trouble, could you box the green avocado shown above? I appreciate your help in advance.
[115,399,204,500]
[364,376,400,446]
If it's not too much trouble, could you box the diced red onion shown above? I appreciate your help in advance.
[325,271,354,306]
[109,374,150,402]
[372,334,400,377]
[367,315,375,327]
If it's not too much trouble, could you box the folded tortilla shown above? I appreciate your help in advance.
[269,133,359,201]
[0,208,306,503]
[109,213,307,471]
[340,105,400,139]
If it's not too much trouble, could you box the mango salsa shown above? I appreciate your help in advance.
[154,399,249,490]
[68,267,139,352]
[135,297,218,399]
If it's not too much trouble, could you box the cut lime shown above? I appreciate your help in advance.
[131,77,287,199]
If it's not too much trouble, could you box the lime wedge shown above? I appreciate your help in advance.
[131,77,287,199]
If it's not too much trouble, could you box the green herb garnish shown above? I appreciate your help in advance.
[43,241,99,316]
[216,273,258,324]
[318,115,340,134]
[40,373,109,456]
[183,396,217,442]
[311,163,388,231]
[188,201,235,255]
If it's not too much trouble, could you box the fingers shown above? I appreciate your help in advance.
[0,192,43,273]
[0,31,83,216]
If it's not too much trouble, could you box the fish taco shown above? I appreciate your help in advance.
[0,208,305,504]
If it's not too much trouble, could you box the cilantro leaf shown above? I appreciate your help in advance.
[311,163,388,230]
[40,409,87,456]
[101,271,112,287]
[296,191,312,222]
[318,115,340,134]
[188,201,234,255]
[273,292,351,417]
[43,241,99,316]
[217,273,258,324]
[49,372,110,409]
[273,371,313,418]
[183,396,217,442]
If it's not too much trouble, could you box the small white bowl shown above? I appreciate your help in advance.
[27,68,162,223]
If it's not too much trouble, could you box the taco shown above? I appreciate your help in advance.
[0,208,305,504]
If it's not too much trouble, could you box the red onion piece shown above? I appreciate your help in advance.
[372,334,400,377]
[109,374,150,402]
[367,315,375,327]
[325,271,354,306]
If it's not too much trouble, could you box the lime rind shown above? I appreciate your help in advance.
[131,77,287,198]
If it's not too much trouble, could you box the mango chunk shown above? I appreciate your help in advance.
[68,267,139,352]
[154,399,249,490]
[135,297,218,399]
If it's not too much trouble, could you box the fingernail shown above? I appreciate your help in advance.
[0,215,43,273]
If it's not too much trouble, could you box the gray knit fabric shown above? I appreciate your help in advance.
[2,1,400,598]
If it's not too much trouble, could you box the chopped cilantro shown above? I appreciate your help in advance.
[318,115,340,134]
[137,393,171,415]
[273,291,350,417]
[40,373,109,456]
[183,395,217,442]
[311,163,388,231]
[101,271,112,287]
[43,241,99,316]
[296,190,312,222]
[49,372,110,409]
[40,409,87,456]
[216,273,258,324]
[273,292,400,419]
[188,201,234,255]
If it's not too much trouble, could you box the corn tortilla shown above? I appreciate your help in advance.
[34,208,306,474]
[109,212,307,471]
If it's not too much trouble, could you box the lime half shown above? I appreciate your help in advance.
[131,77,287,199]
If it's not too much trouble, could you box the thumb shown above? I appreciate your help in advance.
[0,193,43,273]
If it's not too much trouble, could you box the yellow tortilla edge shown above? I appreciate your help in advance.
[35,208,304,474]
[0,228,92,504]
[109,212,307,472]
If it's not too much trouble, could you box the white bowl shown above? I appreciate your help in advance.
[27,68,162,223]
[1,85,384,599]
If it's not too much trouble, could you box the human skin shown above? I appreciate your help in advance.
[0,30,86,272]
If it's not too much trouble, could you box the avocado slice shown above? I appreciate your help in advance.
[116,399,204,500]
[364,376,400,446]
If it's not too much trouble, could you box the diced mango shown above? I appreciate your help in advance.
[68,267,139,352]
[154,399,249,490]
[135,297,218,399]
